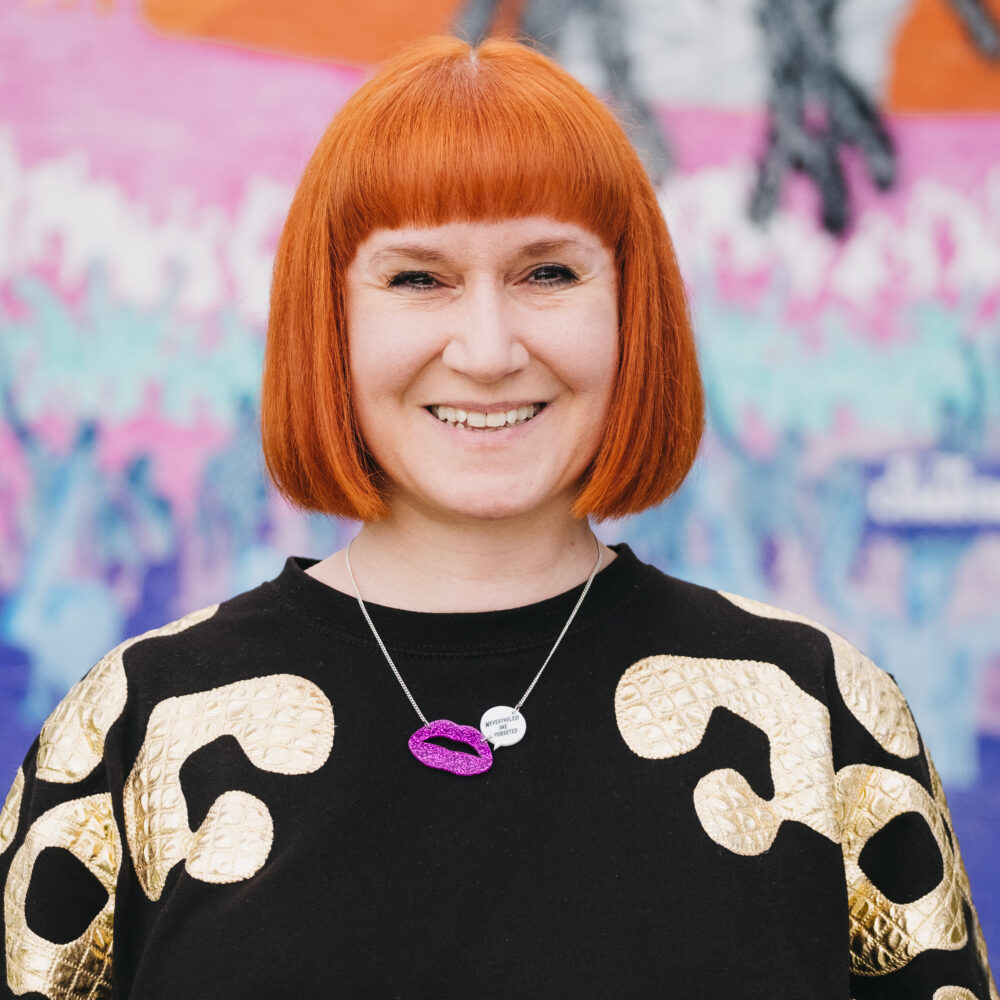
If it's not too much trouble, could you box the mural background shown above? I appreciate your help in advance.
[1,0,999,954]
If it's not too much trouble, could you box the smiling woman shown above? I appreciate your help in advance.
[260,36,701,529]
[0,34,995,1000]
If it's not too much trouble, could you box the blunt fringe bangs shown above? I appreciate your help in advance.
[262,35,704,522]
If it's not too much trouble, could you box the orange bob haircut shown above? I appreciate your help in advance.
[261,35,703,522]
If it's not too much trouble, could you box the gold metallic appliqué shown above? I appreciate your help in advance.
[123,673,334,900]
[615,654,838,854]
[37,604,219,784]
[719,591,920,758]
[0,768,25,856]
[840,763,967,975]
[4,794,120,1000]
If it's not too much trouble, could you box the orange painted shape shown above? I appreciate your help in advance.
[142,0,466,65]
[889,0,1000,111]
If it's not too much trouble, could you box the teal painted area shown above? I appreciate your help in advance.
[2,270,263,426]
[0,270,345,736]
[694,284,997,441]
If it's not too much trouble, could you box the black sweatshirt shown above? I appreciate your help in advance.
[0,545,994,999]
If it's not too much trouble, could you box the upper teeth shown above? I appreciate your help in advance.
[430,404,541,429]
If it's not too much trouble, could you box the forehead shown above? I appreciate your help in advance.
[352,216,613,266]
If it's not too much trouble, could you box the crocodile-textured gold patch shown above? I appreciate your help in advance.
[933,988,980,1000]
[718,592,920,759]
[928,761,999,999]
[615,655,838,854]
[123,673,334,901]
[4,793,120,1000]
[37,604,220,783]
[0,767,25,856]
[840,763,967,975]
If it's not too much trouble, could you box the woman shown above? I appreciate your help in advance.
[0,36,994,1000]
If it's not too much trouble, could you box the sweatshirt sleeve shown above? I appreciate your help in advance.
[0,656,124,1000]
[833,661,997,1000]
[0,603,222,1000]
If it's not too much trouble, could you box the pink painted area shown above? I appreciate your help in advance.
[740,405,779,459]
[661,106,1000,196]
[972,288,1000,331]
[1,4,364,213]
[95,393,230,520]
[658,108,767,173]
[884,114,1000,199]
[714,239,774,312]
[31,414,78,457]
[0,282,33,322]
[831,404,858,437]
[977,655,1000,736]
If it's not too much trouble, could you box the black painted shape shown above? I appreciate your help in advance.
[751,0,895,235]
[947,0,1000,58]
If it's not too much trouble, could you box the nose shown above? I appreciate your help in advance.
[440,281,529,382]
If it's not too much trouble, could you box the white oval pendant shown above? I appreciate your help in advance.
[480,705,527,747]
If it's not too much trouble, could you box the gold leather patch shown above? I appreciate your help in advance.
[37,604,220,784]
[4,794,120,1000]
[0,767,25,856]
[615,640,996,984]
[928,763,999,1000]
[719,592,920,759]
[840,763,968,974]
[123,673,334,900]
[615,654,838,854]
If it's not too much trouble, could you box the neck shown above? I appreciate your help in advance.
[308,505,610,612]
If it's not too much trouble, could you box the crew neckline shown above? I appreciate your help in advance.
[265,542,652,656]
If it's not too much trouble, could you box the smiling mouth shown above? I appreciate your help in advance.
[428,403,546,430]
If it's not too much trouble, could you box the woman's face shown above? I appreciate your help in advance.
[346,216,619,525]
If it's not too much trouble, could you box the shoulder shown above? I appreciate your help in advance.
[35,602,226,784]
[633,562,837,672]
[35,572,296,786]
[633,563,919,759]
[714,589,919,757]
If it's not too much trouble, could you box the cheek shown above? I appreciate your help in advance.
[582,320,620,439]
[345,331,393,455]
[347,322,429,405]
[564,314,619,401]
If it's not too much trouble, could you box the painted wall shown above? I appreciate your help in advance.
[1,0,998,955]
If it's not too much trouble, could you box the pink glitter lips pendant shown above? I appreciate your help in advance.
[408,719,494,776]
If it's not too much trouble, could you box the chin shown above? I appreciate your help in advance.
[420,485,570,524]
[445,499,545,523]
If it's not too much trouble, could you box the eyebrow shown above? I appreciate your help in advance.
[518,238,594,257]
[368,237,596,267]
[370,245,450,266]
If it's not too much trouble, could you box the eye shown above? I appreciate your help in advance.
[387,271,440,291]
[525,264,578,286]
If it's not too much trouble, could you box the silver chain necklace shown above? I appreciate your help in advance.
[345,534,603,776]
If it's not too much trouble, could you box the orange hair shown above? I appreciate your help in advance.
[261,35,703,521]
